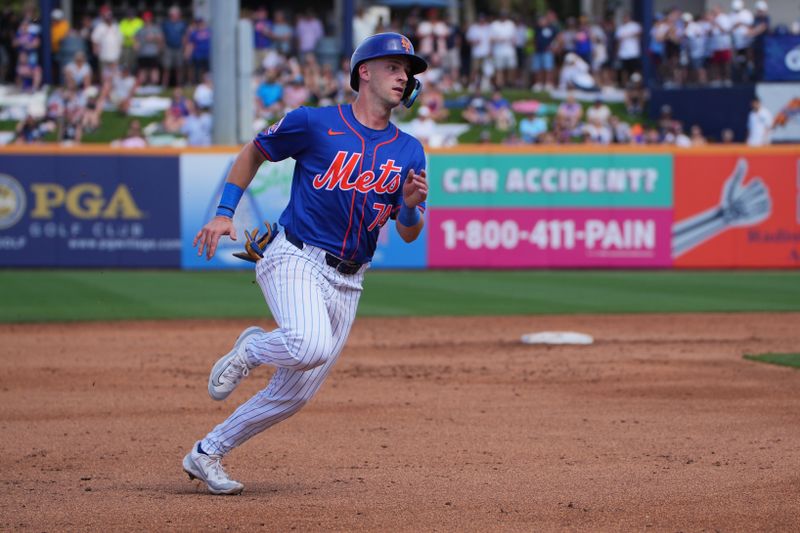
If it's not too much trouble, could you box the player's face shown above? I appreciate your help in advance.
[366,57,411,107]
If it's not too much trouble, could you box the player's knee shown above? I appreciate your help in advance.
[286,330,334,370]
[284,397,309,414]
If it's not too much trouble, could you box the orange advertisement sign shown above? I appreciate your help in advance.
[673,152,800,267]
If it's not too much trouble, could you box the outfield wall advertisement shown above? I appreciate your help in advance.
[2,148,797,269]
[180,153,293,270]
[0,154,180,267]
[427,153,674,267]
[673,153,800,268]
[179,153,427,269]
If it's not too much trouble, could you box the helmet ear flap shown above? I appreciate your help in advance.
[402,78,422,108]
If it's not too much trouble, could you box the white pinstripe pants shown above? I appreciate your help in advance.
[202,232,366,456]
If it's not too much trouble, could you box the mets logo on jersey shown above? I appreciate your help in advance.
[400,37,412,53]
[313,151,401,194]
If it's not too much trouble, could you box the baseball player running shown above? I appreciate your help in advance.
[182,33,429,495]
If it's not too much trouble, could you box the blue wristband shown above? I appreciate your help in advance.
[216,182,244,218]
[398,203,421,227]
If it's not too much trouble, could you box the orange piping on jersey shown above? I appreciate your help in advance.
[336,105,366,258]
[252,139,273,161]
[349,125,400,260]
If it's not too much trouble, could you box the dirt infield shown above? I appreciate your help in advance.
[2,313,799,532]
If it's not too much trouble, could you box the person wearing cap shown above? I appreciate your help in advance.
[624,71,647,115]
[410,103,440,146]
[730,0,754,81]
[558,51,597,91]
[134,11,163,86]
[91,5,123,78]
[462,88,491,126]
[51,9,69,55]
[182,32,429,495]
[50,9,70,85]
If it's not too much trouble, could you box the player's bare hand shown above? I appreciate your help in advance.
[194,216,238,260]
[402,169,428,209]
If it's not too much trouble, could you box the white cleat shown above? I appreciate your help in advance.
[208,326,264,401]
[183,442,244,495]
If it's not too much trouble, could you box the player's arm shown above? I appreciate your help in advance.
[194,142,267,259]
[396,168,427,243]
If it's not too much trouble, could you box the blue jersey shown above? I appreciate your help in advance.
[253,104,427,264]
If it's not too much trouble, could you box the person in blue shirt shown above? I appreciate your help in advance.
[531,15,559,90]
[184,17,210,85]
[252,6,273,72]
[519,108,548,143]
[183,33,429,496]
[161,5,187,88]
[255,69,283,120]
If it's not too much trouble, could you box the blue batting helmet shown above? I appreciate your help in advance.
[350,32,428,108]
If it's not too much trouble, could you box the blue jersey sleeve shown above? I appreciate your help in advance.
[393,142,427,216]
[252,107,309,162]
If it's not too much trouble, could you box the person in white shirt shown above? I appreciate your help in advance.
[583,98,612,144]
[193,72,213,109]
[466,14,492,90]
[91,6,123,78]
[586,99,611,126]
[410,105,440,147]
[181,105,213,146]
[558,52,597,91]
[104,64,138,114]
[582,120,612,144]
[615,12,642,84]
[416,8,449,61]
[63,50,92,91]
[747,98,773,146]
[490,11,517,89]
[683,13,708,84]
[709,6,734,84]
[352,8,375,48]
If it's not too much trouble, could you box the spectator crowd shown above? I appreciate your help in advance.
[0,1,793,147]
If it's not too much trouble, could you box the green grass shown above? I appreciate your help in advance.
[1,269,799,323]
[81,113,162,143]
[440,89,644,144]
[743,353,800,370]
[1,113,161,144]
